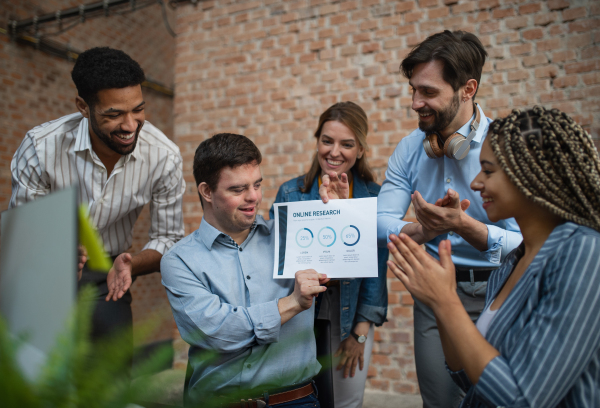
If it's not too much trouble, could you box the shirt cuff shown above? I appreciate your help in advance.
[480,225,505,264]
[473,355,519,406]
[446,364,473,394]
[386,221,409,243]
[356,304,387,326]
[248,299,281,345]
[143,238,176,255]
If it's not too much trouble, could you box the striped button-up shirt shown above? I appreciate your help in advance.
[9,112,185,256]
[450,222,600,408]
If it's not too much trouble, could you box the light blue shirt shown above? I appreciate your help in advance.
[161,216,321,396]
[377,105,522,267]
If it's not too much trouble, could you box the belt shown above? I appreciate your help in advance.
[455,267,496,283]
[226,382,315,408]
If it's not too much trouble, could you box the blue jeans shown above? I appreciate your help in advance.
[269,393,319,408]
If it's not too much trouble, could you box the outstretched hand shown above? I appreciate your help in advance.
[387,234,457,310]
[319,172,350,203]
[106,253,133,301]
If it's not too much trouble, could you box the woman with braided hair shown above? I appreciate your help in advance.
[387,106,600,407]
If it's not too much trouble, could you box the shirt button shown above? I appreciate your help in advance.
[246,275,251,280]
[449,231,454,236]
[451,250,455,255]
[239,247,243,251]
[247,364,251,369]
[446,178,451,183]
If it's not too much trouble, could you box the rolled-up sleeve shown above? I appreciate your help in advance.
[377,142,413,247]
[472,233,600,407]
[355,246,389,325]
[480,218,522,264]
[9,134,50,208]
[144,151,185,254]
[161,253,282,353]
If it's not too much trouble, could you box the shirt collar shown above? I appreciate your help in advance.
[197,215,269,250]
[73,115,138,161]
[456,103,487,144]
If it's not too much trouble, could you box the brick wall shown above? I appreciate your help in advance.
[172,0,599,394]
[0,0,177,345]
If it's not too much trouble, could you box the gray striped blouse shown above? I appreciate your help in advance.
[450,222,600,407]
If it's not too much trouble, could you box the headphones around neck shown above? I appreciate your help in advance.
[423,103,481,160]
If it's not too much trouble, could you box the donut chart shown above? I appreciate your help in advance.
[318,226,337,247]
[295,228,314,248]
[341,225,360,246]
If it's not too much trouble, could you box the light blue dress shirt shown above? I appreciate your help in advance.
[377,105,522,267]
[161,215,321,396]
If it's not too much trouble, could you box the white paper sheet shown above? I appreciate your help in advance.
[272,197,378,279]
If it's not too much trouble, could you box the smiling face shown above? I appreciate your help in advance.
[81,85,145,157]
[410,60,464,137]
[317,120,364,179]
[470,138,529,222]
[200,162,263,243]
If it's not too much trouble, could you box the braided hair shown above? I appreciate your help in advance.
[488,106,600,232]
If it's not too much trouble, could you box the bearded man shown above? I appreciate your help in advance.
[9,47,185,360]
[377,31,522,408]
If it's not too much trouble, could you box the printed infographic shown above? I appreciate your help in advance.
[272,197,378,279]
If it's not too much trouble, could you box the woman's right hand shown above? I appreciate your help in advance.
[319,171,349,202]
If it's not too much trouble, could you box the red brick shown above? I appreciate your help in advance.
[552,50,577,63]
[552,76,578,88]
[519,3,542,14]
[522,28,544,40]
[535,65,559,79]
[492,8,515,19]
[534,12,558,26]
[505,16,528,29]
[547,0,570,10]
[562,7,587,22]
[510,43,533,56]
[565,61,600,74]
[569,18,600,33]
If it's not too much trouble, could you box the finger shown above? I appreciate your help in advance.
[344,357,353,378]
[359,353,364,371]
[460,199,470,211]
[434,198,443,206]
[339,173,348,185]
[350,356,357,378]
[438,240,455,271]
[319,183,329,203]
[326,171,339,184]
[387,246,412,277]
[336,354,347,371]
[395,234,423,270]
[387,259,411,287]
[446,188,461,208]
[333,348,342,358]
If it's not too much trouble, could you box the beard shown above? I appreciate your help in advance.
[417,92,461,136]
[89,113,141,156]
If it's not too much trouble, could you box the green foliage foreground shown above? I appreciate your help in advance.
[0,286,173,408]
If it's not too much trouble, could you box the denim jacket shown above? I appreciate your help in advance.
[269,172,389,341]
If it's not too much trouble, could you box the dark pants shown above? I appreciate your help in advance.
[78,266,133,374]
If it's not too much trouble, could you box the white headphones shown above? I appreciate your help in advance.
[423,103,481,160]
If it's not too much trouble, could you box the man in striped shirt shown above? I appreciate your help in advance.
[9,47,185,355]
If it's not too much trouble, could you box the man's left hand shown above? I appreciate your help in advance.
[412,189,470,234]
[319,171,350,203]
[334,331,367,378]
[106,253,133,301]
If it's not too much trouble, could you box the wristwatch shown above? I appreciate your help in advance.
[351,331,367,344]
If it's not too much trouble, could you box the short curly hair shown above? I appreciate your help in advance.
[71,47,145,107]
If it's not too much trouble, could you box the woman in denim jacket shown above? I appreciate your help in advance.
[269,102,388,408]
